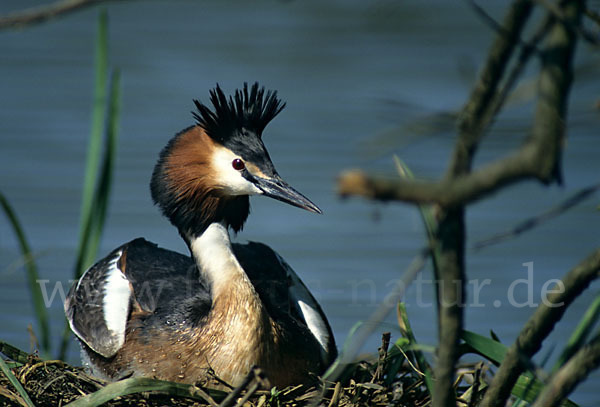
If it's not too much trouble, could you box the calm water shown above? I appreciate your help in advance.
[1,0,599,404]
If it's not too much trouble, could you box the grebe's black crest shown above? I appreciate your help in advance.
[193,82,286,144]
[150,83,290,238]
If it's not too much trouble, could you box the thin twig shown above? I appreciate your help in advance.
[466,362,483,407]
[586,7,600,26]
[0,0,141,31]
[491,12,554,117]
[394,345,425,377]
[323,248,430,383]
[465,0,535,52]
[371,332,391,383]
[190,386,220,407]
[473,182,600,249]
[218,367,270,407]
[326,382,342,407]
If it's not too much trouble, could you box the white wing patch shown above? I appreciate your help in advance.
[102,250,130,349]
[274,252,331,361]
[296,299,331,352]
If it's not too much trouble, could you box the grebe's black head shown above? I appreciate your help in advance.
[150,82,321,238]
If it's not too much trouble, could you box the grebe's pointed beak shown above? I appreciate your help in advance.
[252,175,322,214]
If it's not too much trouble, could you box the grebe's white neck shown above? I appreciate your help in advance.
[187,221,269,384]
[188,222,249,296]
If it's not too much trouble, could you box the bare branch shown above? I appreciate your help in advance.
[450,0,534,176]
[528,6,582,185]
[534,0,600,44]
[431,209,466,407]
[433,4,535,404]
[481,247,600,407]
[337,141,543,207]
[531,334,600,407]
[338,0,581,207]
[337,2,587,406]
[0,0,122,31]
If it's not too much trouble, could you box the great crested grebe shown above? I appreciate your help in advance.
[64,83,337,388]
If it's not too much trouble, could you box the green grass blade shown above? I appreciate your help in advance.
[64,377,225,407]
[461,329,507,364]
[393,156,439,255]
[392,157,438,397]
[59,11,121,361]
[74,9,108,277]
[552,294,600,372]
[393,156,442,310]
[392,156,438,248]
[3,361,23,370]
[0,192,50,354]
[391,303,434,393]
[322,321,364,380]
[84,68,121,264]
[0,356,35,407]
[461,330,578,407]
[513,374,577,407]
[0,340,33,365]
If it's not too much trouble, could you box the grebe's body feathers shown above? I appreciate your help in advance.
[66,238,336,385]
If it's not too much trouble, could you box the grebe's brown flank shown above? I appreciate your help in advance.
[64,83,336,387]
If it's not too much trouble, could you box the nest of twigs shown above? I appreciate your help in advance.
[1,335,485,407]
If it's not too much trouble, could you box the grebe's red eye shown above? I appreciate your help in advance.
[232,158,245,171]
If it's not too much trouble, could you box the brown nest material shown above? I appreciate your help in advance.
[1,335,481,407]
